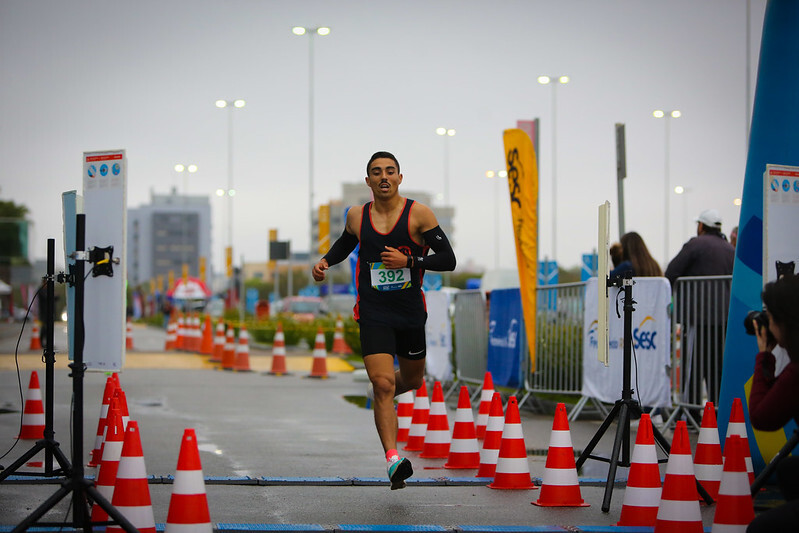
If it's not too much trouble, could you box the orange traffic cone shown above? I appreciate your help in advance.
[185,314,197,353]
[107,421,156,533]
[444,385,480,469]
[91,404,124,523]
[165,319,177,351]
[475,371,495,439]
[125,318,134,350]
[29,321,42,351]
[268,322,289,375]
[210,320,225,362]
[711,435,755,531]
[176,315,185,351]
[488,396,536,490]
[617,413,662,526]
[19,371,45,440]
[199,315,214,355]
[403,381,430,452]
[724,397,754,485]
[308,328,329,379]
[88,376,117,467]
[476,391,504,478]
[396,390,414,443]
[695,401,723,501]
[221,326,236,370]
[331,315,353,354]
[233,325,252,372]
[654,420,703,533]
[420,381,451,459]
[166,428,212,533]
[192,314,203,353]
[533,402,588,506]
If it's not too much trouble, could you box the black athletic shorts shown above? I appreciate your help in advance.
[359,324,426,360]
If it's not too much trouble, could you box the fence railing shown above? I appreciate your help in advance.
[446,275,732,427]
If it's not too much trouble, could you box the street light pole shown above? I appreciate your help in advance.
[653,109,681,264]
[293,26,330,278]
[435,127,456,206]
[486,170,507,269]
[173,163,198,276]
[215,99,245,306]
[537,75,569,263]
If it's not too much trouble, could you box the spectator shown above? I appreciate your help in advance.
[609,241,623,269]
[747,274,799,532]
[609,232,663,279]
[665,208,734,414]
[730,225,738,248]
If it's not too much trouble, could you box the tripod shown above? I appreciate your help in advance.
[0,240,71,481]
[750,428,799,496]
[575,274,714,512]
[2,216,137,532]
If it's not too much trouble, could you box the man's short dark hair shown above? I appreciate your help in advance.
[367,151,400,175]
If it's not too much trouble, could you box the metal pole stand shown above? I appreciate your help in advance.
[574,273,714,512]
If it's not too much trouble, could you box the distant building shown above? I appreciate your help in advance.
[127,188,212,289]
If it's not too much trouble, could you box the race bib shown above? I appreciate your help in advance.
[370,262,412,291]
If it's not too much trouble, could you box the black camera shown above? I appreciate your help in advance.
[744,309,776,345]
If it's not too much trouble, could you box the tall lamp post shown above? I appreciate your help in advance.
[215,99,245,306]
[486,170,507,269]
[673,184,690,242]
[435,127,456,205]
[292,25,330,275]
[173,163,198,278]
[652,109,681,264]
[537,75,569,263]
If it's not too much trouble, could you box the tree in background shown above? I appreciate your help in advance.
[0,200,30,266]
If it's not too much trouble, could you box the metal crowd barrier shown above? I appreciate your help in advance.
[447,275,731,427]
[667,275,732,429]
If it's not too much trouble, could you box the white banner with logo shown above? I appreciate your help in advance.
[425,290,453,382]
[582,277,672,408]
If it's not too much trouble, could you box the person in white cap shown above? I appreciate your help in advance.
[665,208,734,417]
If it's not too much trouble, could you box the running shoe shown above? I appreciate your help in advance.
[387,457,413,490]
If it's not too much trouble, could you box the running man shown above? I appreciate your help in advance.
[312,151,456,489]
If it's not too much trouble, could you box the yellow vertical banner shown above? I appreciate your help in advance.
[318,204,330,254]
[268,229,278,271]
[182,263,189,282]
[225,246,233,278]
[168,270,175,291]
[199,256,206,283]
[157,275,164,293]
[503,128,538,371]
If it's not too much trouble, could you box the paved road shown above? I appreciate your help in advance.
[0,320,722,531]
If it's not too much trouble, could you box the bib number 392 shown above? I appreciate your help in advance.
[370,262,411,291]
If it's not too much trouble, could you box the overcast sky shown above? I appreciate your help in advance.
[0,0,768,276]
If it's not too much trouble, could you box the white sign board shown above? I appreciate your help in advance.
[83,150,127,370]
[764,164,799,282]
[582,277,672,408]
[424,290,453,382]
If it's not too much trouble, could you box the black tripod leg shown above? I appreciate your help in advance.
[0,440,47,481]
[601,401,630,512]
[576,401,621,470]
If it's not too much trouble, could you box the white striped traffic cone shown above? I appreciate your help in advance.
[396,390,414,442]
[444,385,480,469]
[107,421,156,533]
[488,396,536,490]
[403,381,429,452]
[210,320,225,362]
[617,413,662,526]
[711,434,755,532]
[88,376,117,467]
[475,371,495,439]
[533,402,588,506]
[476,391,504,479]
[695,401,723,501]
[308,328,329,378]
[91,404,124,523]
[420,381,451,459]
[19,371,45,440]
[724,397,754,485]
[654,420,703,533]
[166,428,212,533]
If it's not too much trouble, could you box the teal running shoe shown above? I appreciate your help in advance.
[387,457,413,490]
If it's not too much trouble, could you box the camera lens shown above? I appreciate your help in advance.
[744,310,761,336]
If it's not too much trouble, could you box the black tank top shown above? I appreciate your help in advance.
[355,199,428,328]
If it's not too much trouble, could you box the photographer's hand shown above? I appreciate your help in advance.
[755,322,776,353]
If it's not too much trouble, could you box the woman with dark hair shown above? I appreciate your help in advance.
[748,274,799,532]
[609,232,663,279]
